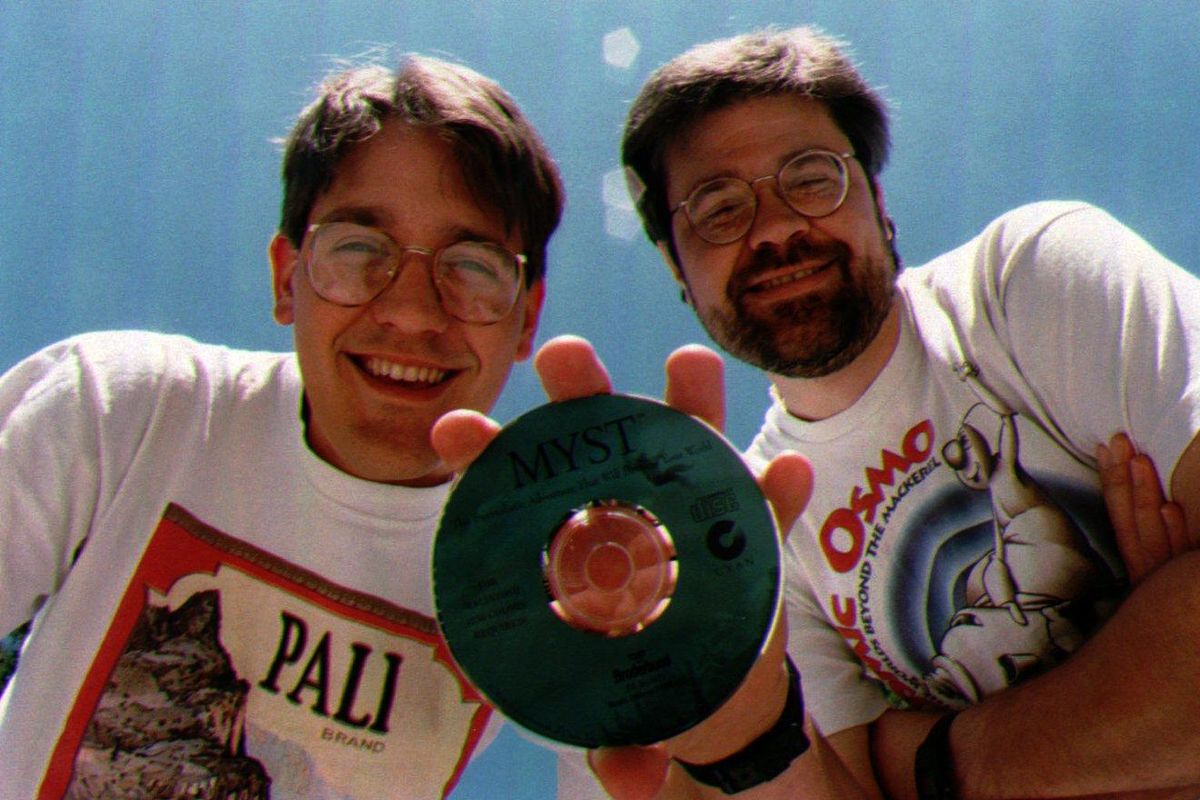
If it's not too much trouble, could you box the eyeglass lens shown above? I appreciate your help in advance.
[685,151,849,244]
[306,223,521,323]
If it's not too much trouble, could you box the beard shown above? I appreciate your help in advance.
[694,235,897,378]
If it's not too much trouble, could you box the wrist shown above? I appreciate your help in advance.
[676,655,809,794]
[914,712,959,800]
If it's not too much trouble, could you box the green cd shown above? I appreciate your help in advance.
[433,394,780,748]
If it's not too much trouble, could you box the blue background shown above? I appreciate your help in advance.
[3,2,1198,797]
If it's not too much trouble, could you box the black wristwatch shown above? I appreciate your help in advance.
[676,656,810,794]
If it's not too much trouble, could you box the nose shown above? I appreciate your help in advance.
[744,177,811,251]
[367,249,451,333]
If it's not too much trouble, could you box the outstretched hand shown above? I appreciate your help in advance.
[431,335,814,800]
[432,335,812,531]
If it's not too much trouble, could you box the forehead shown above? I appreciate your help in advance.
[663,95,849,201]
[310,121,514,246]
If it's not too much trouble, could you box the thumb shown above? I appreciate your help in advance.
[759,450,813,541]
[588,745,670,800]
[430,409,502,473]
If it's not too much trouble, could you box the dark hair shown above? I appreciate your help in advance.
[622,27,890,249]
[279,55,563,285]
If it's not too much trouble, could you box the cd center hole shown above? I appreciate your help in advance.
[585,543,634,592]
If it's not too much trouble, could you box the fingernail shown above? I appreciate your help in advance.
[1131,457,1149,487]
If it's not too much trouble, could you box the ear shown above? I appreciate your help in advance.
[269,233,299,325]
[654,240,691,305]
[654,239,683,282]
[870,178,893,240]
[514,278,546,362]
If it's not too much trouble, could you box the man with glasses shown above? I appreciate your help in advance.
[0,56,609,798]
[594,25,1200,800]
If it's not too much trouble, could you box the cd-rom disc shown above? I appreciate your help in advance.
[433,394,779,747]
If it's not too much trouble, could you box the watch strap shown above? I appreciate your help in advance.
[676,655,809,794]
[914,712,959,800]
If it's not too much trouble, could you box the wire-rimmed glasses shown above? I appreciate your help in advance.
[303,222,527,324]
[671,150,855,245]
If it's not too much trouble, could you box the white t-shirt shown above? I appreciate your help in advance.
[746,202,1200,735]
[0,331,599,799]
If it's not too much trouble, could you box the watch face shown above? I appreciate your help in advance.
[434,393,781,746]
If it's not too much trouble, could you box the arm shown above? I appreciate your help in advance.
[869,437,1200,799]
[433,337,878,800]
[0,339,105,636]
[953,547,1200,799]
[588,693,884,800]
[1167,434,1200,557]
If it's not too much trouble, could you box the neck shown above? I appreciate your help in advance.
[769,304,901,422]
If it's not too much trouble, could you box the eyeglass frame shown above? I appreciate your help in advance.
[670,149,857,245]
[300,222,529,324]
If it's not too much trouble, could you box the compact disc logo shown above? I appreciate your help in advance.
[705,519,747,560]
[691,489,746,560]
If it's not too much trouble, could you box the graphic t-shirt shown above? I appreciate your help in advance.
[55,504,488,800]
[745,203,1200,734]
[0,333,558,799]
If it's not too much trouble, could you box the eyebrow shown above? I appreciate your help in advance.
[684,145,848,192]
[313,205,392,228]
[314,206,510,247]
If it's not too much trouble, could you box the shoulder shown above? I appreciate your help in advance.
[3,331,294,409]
[913,202,1107,273]
[981,200,1106,238]
[977,201,1144,266]
[901,201,1136,298]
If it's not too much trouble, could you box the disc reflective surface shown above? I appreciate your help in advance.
[433,394,780,747]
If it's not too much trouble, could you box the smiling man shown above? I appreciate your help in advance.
[614,26,1200,800]
[0,56,595,799]
[269,120,542,486]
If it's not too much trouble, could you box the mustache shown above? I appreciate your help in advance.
[730,236,852,296]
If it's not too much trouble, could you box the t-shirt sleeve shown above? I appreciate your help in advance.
[959,202,1200,485]
[0,340,103,635]
[0,333,187,636]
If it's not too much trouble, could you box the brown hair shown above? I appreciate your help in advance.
[279,55,563,284]
[622,27,889,250]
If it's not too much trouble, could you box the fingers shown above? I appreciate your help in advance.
[430,409,501,474]
[760,451,814,542]
[535,338,725,436]
[1099,434,1146,583]
[665,345,725,432]
[1130,454,1173,572]
[434,336,612,474]
[588,746,670,800]
[1098,433,1187,585]
[1097,434,1133,525]
[1129,454,1194,560]
[1162,502,1191,554]
[534,335,613,401]
[665,346,813,538]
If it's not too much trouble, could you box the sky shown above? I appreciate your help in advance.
[3,3,1199,797]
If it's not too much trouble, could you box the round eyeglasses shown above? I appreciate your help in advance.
[302,222,527,324]
[671,150,855,245]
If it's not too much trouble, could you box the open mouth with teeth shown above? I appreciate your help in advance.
[361,355,451,387]
[748,260,834,293]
